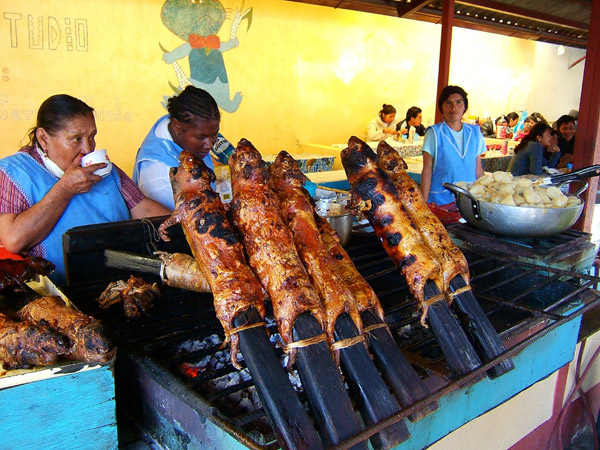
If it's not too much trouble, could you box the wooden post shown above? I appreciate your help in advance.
[573,0,600,232]
[435,0,455,123]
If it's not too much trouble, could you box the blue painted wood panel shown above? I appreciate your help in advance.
[0,364,117,450]
[391,316,582,450]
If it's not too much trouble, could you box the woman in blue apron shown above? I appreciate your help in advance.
[0,94,169,285]
[134,86,234,210]
[420,85,485,206]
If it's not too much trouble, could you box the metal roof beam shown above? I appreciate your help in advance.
[456,0,589,31]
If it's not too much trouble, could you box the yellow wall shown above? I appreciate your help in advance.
[0,0,586,175]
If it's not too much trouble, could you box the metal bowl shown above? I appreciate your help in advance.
[319,202,354,246]
[443,181,586,237]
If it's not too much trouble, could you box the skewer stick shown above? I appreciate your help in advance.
[449,276,515,379]
[293,313,368,450]
[234,309,324,450]
[334,313,410,448]
[424,281,482,376]
[361,310,438,421]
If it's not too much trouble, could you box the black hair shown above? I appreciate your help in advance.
[507,112,519,122]
[555,114,575,130]
[378,104,396,120]
[528,112,547,125]
[514,122,551,154]
[167,86,220,124]
[405,106,422,122]
[27,94,94,147]
[495,115,508,125]
[437,85,468,113]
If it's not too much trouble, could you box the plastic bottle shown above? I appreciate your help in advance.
[215,165,233,203]
[408,126,416,144]
[501,139,508,155]
[496,117,507,139]
[211,133,235,165]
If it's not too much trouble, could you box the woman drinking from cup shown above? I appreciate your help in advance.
[0,94,170,284]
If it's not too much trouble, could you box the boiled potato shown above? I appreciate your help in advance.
[514,193,526,206]
[499,194,516,206]
[535,188,551,204]
[477,174,494,186]
[523,188,542,205]
[546,186,563,200]
[515,178,533,188]
[492,171,513,184]
[469,184,486,197]
[498,183,516,195]
[551,195,568,208]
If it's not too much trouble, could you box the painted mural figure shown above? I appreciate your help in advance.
[161,0,252,113]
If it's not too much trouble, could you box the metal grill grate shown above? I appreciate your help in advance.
[59,229,600,449]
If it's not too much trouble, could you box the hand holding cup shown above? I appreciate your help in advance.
[81,149,112,177]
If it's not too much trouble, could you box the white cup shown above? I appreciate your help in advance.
[81,149,112,177]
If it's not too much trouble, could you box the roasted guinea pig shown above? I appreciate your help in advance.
[376,140,470,292]
[268,150,362,340]
[18,296,113,363]
[158,150,265,369]
[228,140,325,355]
[98,275,160,318]
[0,257,55,291]
[341,137,444,323]
[0,311,68,370]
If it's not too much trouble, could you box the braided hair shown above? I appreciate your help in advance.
[167,86,220,124]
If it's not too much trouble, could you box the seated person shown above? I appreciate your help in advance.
[513,117,536,141]
[396,106,426,138]
[507,123,559,176]
[133,86,224,210]
[554,114,576,169]
[367,104,400,141]
[479,117,495,137]
[0,95,170,284]
[506,112,520,138]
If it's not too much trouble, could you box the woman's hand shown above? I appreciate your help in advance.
[383,127,399,136]
[58,156,104,195]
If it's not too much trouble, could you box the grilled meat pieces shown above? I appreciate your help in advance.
[341,137,444,320]
[18,296,113,363]
[377,140,470,291]
[0,312,68,370]
[0,257,55,291]
[156,252,211,293]
[229,140,325,353]
[158,151,265,369]
[315,214,385,320]
[98,275,160,318]
[268,151,362,340]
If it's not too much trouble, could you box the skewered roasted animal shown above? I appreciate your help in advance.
[0,311,68,370]
[158,150,265,369]
[18,296,113,363]
[315,214,385,320]
[0,257,55,291]
[98,275,160,318]
[156,251,211,293]
[268,151,362,340]
[229,139,325,357]
[377,140,470,292]
[341,137,444,323]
